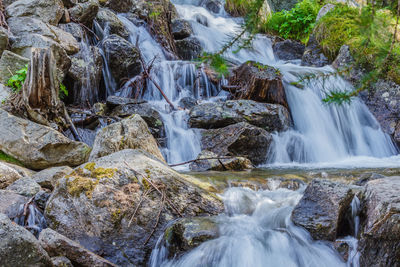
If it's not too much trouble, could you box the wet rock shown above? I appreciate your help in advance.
[89,114,165,162]
[332,45,353,70]
[359,79,400,147]
[178,96,198,110]
[101,34,142,85]
[171,18,193,40]
[291,179,355,241]
[273,39,305,61]
[164,217,219,258]
[34,190,51,211]
[0,50,29,84]
[189,150,253,171]
[202,0,223,13]
[175,36,202,60]
[201,122,273,165]
[0,109,91,170]
[106,95,146,108]
[67,45,103,105]
[58,22,86,42]
[6,178,42,197]
[333,240,349,262]
[266,178,306,191]
[0,213,52,267]
[51,256,73,267]
[31,166,73,190]
[0,27,8,57]
[39,228,117,267]
[189,100,291,132]
[355,172,385,186]
[359,177,400,267]
[105,0,133,13]
[301,35,330,67]
[45,149,223,265]
[68,0,100,26]
[228,61,288,109]
[6,0,64,26]
[7,17,80,55]
[109,102,164,138]
[0,190,28,218]
[96,8,129,38]
[0,161,23,189]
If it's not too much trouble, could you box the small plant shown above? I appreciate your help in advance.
[7,64,28,92]
[261,0,321,43]
[59,83,68,99]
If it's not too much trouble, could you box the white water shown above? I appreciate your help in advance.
[151,187,349,267]
[14,201,47,238]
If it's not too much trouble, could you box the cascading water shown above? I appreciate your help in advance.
[150,186,349,267]
[14,200,47,238]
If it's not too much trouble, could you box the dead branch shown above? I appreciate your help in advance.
[128,188,152,227]
[168,156,235,167]
[143,190,165,245]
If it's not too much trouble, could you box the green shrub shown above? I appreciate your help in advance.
[261,0,321,42]
[225,0,255,16]
[6,64,28,92]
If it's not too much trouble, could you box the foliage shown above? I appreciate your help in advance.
[6,64,28,92]
[0,151,23,166]
[225,0,255,16]
[6,65,69,99]
[261,0,321,43]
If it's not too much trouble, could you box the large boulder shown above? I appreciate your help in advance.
[7,17,79,55]
[96,8,129,38]
[273,39,305,61]
[171,18,193,40]
[359,177,400,267]
[0,190,28,218]
[101,34,142,85]
[200,122,273,165]
[6,178,41,197]
[6,0,64,26]
[0,50,29,84]
[189,100,291,132]
[189,150,253,171]
[67,44,103,105]
[105,0,133,13]
[228,61,288,109]
[0,109,91,170]
[301,35,330,67]
[68,0,100,26]
[175,36,202,60]
[0,161,23,189]
[89,114,165,162]
[45,149,223,265]
[0,213,53,266]
[109,101,165,138]
[39,228,117,267]
[291,179,355,241]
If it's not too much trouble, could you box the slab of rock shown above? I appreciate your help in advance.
[201,122,272,165]
[301,35,330,67]
[51,256,73,267]
[89,114,165,162]
[189,100,291,131]
[101,34,141,84]
[291,179,355,241]
[68,0,99,26]
[171,18,193,40]
[228,61,288,109]
[96,8,129,38]
[359,177,400,267]
[273,39,305,61]
[189,150,253,171]
[6,0,64,26]
[0,213,52,267]
[163,217,219,258]
[0,190,28,218]
[6,178,41,197]
[175,36,202,60]
[0,161,23,189]
[0,50,29,84]
[0,84,11,104]
[31,166,73,190]
[0,109,91,170]
[39,228,117,267]
[45,149,223,265]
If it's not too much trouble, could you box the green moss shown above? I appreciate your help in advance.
[66,176,99,199]
[92,167,116,179]
[0,151,24,166]
[84,162,96,172]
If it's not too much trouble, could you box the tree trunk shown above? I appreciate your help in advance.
[21,48,65,126]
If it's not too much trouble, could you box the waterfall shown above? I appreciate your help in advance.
[14,200,47,238]
[150,186,348,267]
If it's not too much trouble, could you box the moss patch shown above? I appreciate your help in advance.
[0,150,24,166]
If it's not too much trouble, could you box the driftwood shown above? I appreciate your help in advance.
[168,156,235,167]
[14,48,82,140]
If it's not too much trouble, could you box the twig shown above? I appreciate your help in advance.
[128,188,152,227]
[168,156,235,167]
[143,190,165,245]
[63,106,82,142]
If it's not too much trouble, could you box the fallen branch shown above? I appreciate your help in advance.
[128,188,152,227]
[168,156,235,167]
[143,190,165,245]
